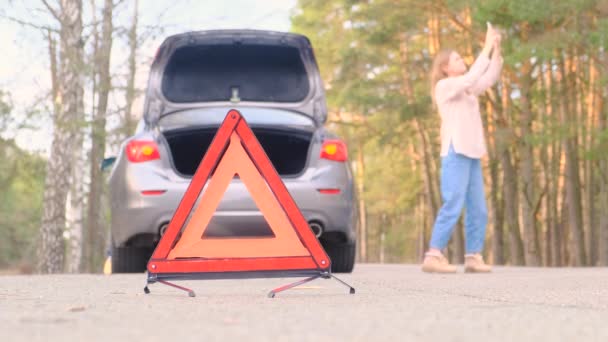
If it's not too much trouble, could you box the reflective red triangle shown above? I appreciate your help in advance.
[168,133,310,259]
[148,109,330,274]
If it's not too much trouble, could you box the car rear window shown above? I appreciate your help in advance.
[161,44,311,103]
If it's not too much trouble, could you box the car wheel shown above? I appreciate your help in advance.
[324,242,356,273]
[111,245,152,273]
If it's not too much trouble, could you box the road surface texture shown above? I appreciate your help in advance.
[1,264,608,342]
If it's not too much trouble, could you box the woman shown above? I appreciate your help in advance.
[422,24,503,273]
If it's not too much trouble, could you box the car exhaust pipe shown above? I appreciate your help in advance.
[159,223,169,237]
[309,221,323,238]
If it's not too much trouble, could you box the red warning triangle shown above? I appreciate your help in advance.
[147,109,330,275]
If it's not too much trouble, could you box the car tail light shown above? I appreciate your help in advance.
[320,139,348,162]
[317,188,341,194]
[141,190,166,196]
[126,140,160,163]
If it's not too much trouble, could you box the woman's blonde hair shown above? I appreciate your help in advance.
[430,49,455,105]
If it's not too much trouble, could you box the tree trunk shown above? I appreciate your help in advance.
[84,0,113,273]
[574,52,589,265]
[48,29,60,125]
[426,11,440,56]
[551,141,564,266]
[356,143,367,262]
[399,32,439,228]
[549,66,558,266]
[407,142,426,261]
[540,144,550,266]
[490,160,504,265]
[66,0,102,274]
[599,54,608,266]
[560,51,586,266]
[65,162,85,273]
[486,98,504,265]
[379,215,386,263]
[501,147,525,265]
[38,0,84,274]
[537,61,549,266]
[496,75,525,266]
[586,56,598,265]
[417,195,426,262]
[599,162,608,265]
[123,0,138,139]
[518,60,541,266]
[545,58,564,266]
[413,120,439,215]
[538,61,556,266]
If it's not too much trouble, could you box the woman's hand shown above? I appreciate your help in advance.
[484,23,495,50]
[493,30,502,56]
[483,23,498,56]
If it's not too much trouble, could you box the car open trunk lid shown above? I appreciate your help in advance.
[143,30,327,126]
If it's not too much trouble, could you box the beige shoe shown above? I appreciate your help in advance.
[464,254,492,273]
[421,253,457,274]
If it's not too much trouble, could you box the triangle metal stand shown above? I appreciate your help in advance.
[143,271,356,298]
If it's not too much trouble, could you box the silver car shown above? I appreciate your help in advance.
[107,30,356,273]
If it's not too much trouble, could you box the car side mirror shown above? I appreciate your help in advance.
[101,157,116,171]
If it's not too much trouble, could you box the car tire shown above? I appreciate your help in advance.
[324,242,356,273]
[111,245,152,273]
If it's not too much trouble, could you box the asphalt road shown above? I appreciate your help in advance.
[2,264,608,342]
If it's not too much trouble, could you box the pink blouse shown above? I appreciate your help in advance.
[435,53,503,159]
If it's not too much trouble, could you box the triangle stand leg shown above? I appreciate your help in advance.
[157,279,196,297]
[267,274,323,298]
[267,272,356,298]
[144,274,196,297]
[328,273,356,294]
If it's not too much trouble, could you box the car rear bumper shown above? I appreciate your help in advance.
[110,164,356,247]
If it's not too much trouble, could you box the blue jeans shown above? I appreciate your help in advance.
[429,144,488,254]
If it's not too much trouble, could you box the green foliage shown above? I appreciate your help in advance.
[0,94,46,269]
[292,0,608,263]
[0,91,12,133]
